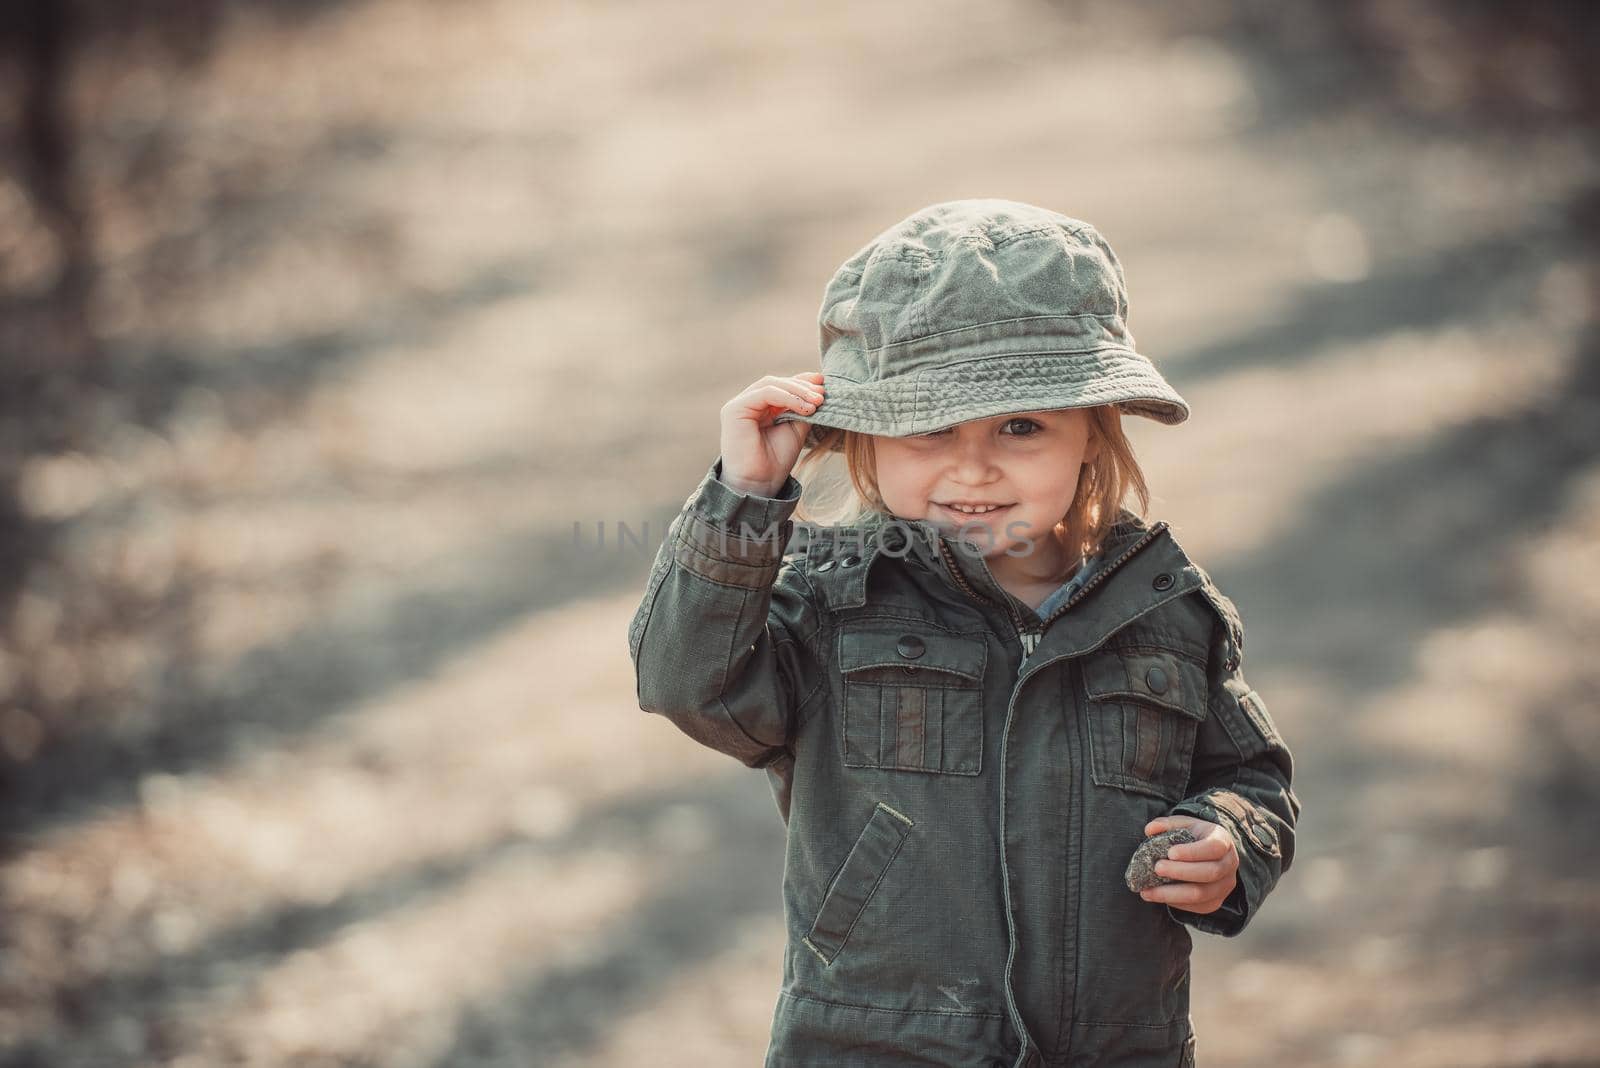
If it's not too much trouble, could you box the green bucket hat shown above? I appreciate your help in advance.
[773,198,1189,442]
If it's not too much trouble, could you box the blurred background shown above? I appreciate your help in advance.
[1,0,1597,1065]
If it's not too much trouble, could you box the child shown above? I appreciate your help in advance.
[628,199,1299,1068]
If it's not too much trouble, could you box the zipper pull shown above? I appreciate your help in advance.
[1020,630,1041,656]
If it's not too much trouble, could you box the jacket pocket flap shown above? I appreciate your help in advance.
[1081,648,1207,720]
[839,629,987,683]
[805,801,914,964]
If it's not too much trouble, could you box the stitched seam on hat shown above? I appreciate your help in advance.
[880,248,936,266]
[872,313,1126,351]
[812,363,1161,405]
[912,257,934,341]
[986,224,1062,248]
[913,347,1160,372]
[811,363,1168,400]
[825,361,1164,398]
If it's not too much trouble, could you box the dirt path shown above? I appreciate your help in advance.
[2,2,1597,1065]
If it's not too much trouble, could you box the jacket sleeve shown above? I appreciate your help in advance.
[627,455,826,771]
[1164,577,1300,938]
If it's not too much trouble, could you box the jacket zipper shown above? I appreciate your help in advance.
[935,520,1170,1064]
[1032,520,1170,641]
[935,537,1029,643]
[936,522,1170,667]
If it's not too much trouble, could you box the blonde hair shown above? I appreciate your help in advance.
[793,405,1151,584]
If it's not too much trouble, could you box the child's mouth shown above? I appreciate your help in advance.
[933,502,1014,521]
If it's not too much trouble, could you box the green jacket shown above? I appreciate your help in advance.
[628,457,1300,1068]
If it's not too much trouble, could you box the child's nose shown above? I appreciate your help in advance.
[950,444,1001,482]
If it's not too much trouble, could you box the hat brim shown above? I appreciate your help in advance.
[772,347,1188,444]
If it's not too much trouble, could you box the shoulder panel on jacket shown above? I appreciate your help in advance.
[1191,569,1245,671]
[792,518,899,613]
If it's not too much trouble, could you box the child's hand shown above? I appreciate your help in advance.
[1135,815,1239,914]
[719,371,826,497]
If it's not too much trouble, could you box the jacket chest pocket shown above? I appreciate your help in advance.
[1079,644,1208,803]
[838,628,988,775]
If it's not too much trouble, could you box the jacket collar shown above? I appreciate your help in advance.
[801,508,1206,658]
[895,509,1152,605]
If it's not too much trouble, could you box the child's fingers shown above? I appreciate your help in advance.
[1153,856,1230,883]
[743,373,822,397]
[786,375,825,400]
[729,383,819,419]
[744,375,823,410]
[1166,834,1230,862]
[1144,814,1210,836]
[1139,881,1212,907]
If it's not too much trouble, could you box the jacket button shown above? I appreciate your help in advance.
[1145,665,1169,694]
[1152,571,1174,591]
[815,558,836,573]
[840,554,861,567]
[896,635,925,659]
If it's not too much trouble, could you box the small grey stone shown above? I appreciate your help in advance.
[1124,827,1198,892]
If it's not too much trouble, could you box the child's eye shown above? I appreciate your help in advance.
[915,420,1040,441]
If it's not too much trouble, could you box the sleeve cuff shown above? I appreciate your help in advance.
[1167,881,1248,937]
[1164,791,1278,937]
[691,455,802,533]
[1164,801,1252,936]
[669,456,803,588]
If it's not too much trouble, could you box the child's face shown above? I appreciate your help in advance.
[872,407,1101,564]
